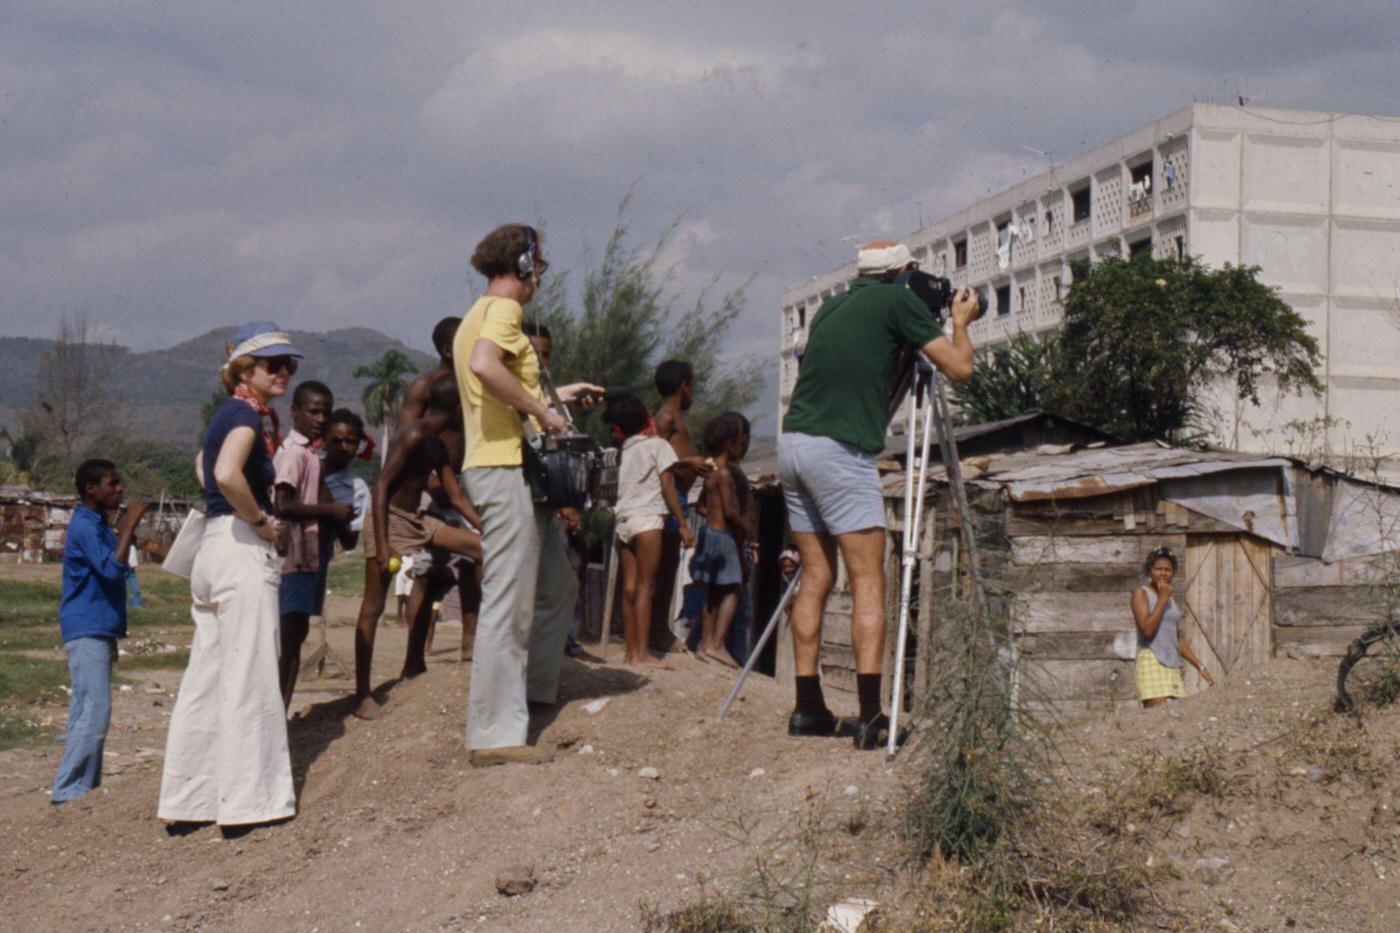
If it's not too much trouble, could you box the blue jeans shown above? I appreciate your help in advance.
[51,637,115,803]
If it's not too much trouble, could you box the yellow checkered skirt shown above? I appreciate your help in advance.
[1135,648,1185,701]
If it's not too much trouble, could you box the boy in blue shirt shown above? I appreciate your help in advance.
[50,459,148,804]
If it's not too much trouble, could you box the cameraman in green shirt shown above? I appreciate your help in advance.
[779,240,978,749]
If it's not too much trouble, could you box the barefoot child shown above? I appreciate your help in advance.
[651,360,702,652]
[355,374,482,719]
[691,412,753,669]
[605,393,695,669]
[51,460,149,803]
[274,381,356,711]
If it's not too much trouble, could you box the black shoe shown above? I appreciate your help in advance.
[788,709,859,738]
[852,713,910,751]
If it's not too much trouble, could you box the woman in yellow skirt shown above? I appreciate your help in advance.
[1131,546,1215,708]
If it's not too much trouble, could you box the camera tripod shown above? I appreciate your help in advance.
[718,353,986,758]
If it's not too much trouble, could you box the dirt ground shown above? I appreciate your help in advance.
[1,587,902,932]
[7,567,1400,931]
[1044,654,1400,932]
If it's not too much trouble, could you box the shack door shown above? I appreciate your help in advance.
[1179,534,1273,693]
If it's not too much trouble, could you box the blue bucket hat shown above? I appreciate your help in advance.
[228,320,305,361]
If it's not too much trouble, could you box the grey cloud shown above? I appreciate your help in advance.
[1,1,1396,428]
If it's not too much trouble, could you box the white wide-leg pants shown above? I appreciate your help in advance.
[157,516,296,825]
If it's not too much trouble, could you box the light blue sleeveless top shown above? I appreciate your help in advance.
[1138,585,1182,669]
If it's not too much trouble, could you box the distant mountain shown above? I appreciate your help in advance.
[0,327,435,449]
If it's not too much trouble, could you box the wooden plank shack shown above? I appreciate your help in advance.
[790,439,1400,718]
[0,484,194,563]
[799,443,1311,718]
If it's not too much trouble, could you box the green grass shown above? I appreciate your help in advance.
[121,650,190,671]
[0,711,45,752]
[0,628,61,652]
[0,579,61,630]
[325,552,365,599]
[0,570,195,749]
[0,653,70,704]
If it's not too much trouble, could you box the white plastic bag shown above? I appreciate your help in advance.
[161,508,206,579]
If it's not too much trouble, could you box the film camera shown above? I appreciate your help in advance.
[521,384,632,511]
[893,269,989,322]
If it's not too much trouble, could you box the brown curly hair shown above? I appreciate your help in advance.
[470,223,541,279]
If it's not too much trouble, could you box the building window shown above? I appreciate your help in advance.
[1018,285,1029,310]
[1128,161,1153,217]
[996,219,1012,270]
[1129,238,1151,259]
[996,283,1012,316]
[954,238,968,269]
[1071,186,1091,224]
[1174,235,1185,261]
[1053,275,1063,301]
[1045,207,1057,237]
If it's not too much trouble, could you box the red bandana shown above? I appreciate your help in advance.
[233,384,281,456]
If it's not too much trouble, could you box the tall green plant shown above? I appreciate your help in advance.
[951,331,1056,426]
[1050,255,1321,442]
[530,194,761,441]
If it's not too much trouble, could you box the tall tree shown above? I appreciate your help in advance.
[1049,256,1322,442]
[531,194,761,441]
[354,349,418,463]
[26,313,124,458]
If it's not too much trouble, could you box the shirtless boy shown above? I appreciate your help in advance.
[400,315,482,664]
[651,359,701,650]
[354,374,482,719]
[691,411,753,668]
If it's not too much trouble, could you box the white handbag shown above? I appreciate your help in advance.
[161,507,206,579]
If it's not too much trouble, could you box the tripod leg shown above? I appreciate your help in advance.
[890,379,937,755]
[599,535,619,662]
[717,567,804,721]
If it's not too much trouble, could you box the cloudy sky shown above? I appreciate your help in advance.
[2,1,1396,425]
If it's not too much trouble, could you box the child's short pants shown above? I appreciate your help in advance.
[280,569,327,616]
[616,513,665,544]
[363,507,445,560]
[689,527,742,587]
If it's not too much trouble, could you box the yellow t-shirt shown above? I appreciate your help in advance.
[453,296,542,468]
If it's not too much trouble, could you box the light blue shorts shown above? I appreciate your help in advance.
[778,432,886,536]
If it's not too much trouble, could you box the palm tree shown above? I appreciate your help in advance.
[354,349,419,464]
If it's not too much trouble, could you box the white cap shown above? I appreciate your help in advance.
[855,240,917,274]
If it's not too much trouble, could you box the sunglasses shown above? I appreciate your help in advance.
[260,356,299,376]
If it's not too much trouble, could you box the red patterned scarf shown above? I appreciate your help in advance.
[233,384,281,456]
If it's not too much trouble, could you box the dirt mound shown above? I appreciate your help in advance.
[1037,654,1400,931]
[0,599,900,931]
[8,580,1400,931]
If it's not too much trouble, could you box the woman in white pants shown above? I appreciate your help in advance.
[159,321,302,834]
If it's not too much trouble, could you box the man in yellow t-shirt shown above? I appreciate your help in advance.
[453,223,601,767]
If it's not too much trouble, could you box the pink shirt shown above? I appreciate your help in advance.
[273,429,322,574]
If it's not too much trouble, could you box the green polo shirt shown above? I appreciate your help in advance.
[783,277,944,454]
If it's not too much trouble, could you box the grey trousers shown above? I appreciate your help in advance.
[463,466,577,750]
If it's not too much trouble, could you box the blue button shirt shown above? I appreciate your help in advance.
[58,506,131,642]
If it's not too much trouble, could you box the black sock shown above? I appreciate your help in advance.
[857,674,883,723]
[794,676,828,717]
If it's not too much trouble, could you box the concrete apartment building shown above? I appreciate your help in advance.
[779,104,1400,457]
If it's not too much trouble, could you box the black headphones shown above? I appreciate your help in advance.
[517,226,538,281]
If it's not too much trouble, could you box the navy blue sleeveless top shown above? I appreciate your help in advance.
[202,398,276,517]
